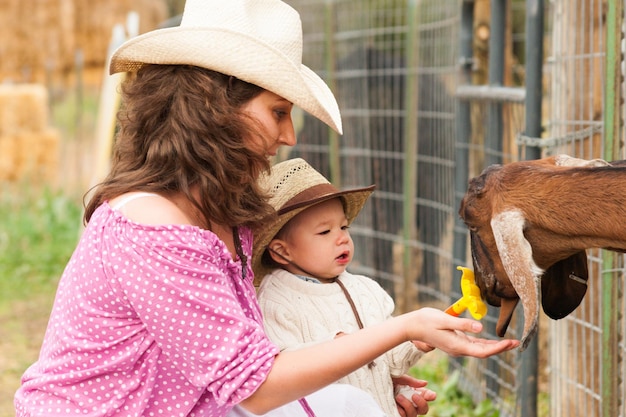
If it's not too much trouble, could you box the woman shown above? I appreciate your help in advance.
[14,1,518,416]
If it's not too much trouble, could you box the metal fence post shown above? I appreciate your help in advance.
[601,1,623,416]
[402,0,420,310]
[453,0,473,270]
[484,0,507,399]
[324,0,341,186]
[518,0,544,416]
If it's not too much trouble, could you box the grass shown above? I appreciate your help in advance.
[0,187,501,417]
[0,187,82,298]
[0,186,83,417]
[408,354,502,417]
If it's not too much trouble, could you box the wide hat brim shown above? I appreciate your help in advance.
[109,27,342,134]
[252,183,375,285]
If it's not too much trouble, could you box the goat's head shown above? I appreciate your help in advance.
[459,159,591,350]
[460,165,533,344]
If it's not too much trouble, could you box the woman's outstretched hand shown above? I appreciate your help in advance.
[405,307,519,357]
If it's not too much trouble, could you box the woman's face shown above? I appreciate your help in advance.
[242,90,296,157]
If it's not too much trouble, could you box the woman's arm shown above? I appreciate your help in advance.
[241,307,518,414]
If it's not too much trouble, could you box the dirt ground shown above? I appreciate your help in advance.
[0,292,54,416]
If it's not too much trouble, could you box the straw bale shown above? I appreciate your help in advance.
[0,135,18,181]
[0,129,61,185]
[13,128,60,185]
[0,83,59,185]
[75,0,168,68]
[0,0,75,83]
[0,0,168,85]
[0,84,49,137]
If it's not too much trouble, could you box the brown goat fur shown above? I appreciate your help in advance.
[459,155,626,350]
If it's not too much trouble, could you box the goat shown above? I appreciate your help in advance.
[459,154,626,350]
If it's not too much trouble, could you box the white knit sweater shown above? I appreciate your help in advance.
[257,269,424,417]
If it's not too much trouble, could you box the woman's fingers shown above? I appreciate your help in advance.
[410,308,520,357]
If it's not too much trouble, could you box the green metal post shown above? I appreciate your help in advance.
[402,0,420,311]
[519,0,544,416]
[601,0,623,416]
[324,0,341,186]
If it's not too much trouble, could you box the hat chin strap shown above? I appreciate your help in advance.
[268,247,335,282]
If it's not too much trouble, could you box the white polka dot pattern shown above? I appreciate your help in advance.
[14,203,279,416]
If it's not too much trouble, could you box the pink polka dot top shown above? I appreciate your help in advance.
[14,202,279,416]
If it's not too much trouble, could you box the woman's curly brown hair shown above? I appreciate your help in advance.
[84,64,275,229]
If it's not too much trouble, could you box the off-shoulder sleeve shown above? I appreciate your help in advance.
[102,217,279,406]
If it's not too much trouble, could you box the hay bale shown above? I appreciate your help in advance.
[0,135,19,181]
[0,84,49,137]
[75,0,168,68]
[0,0,76,83]
[14,128,60,184]
[0,0,168,85]
[0,84,60,186]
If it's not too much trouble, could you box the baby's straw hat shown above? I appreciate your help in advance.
[108,0,342,134]
[253,158,375,284]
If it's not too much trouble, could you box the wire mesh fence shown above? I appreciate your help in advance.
[287,0,460,304]
[285,0,625,416]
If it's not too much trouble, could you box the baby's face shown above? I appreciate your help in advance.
[281,198,353,280]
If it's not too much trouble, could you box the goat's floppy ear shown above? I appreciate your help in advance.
[491,209,540,350]
[541,251,588,320]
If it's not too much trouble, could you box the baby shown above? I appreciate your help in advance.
[253,158,436,417]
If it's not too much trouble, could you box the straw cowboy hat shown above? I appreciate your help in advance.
[252,158,375,284]
[108,0,342,134]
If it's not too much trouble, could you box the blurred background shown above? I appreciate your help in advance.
[0,0,185,194]
[1,0,625,416]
